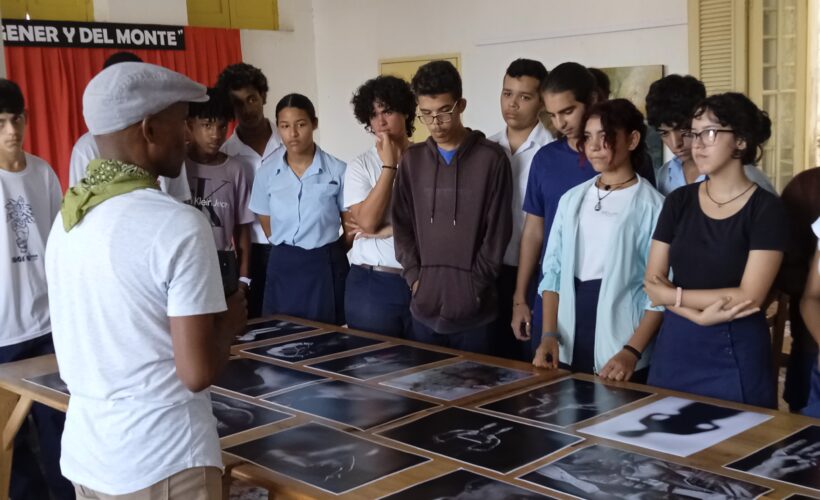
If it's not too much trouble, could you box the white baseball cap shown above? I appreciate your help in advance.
[83,62,208,135]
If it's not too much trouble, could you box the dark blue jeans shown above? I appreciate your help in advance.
[411,318,491,354]
[0,334,74,500]
[345,265,412,338]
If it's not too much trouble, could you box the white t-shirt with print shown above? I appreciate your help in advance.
[0,153,61,347]
[46,189,226,495]
[343,147,402,268]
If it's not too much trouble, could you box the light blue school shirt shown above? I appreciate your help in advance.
[538,175,665,373]
[655,156,777,196]
[249,145,346,250]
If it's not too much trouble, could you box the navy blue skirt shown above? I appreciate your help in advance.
[262,240,349,325]
[648,310,776,408]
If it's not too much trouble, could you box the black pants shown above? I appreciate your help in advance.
[248,243,271,319]
[491,265,529,361]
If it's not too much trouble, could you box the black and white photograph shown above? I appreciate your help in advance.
[520,444,771,499]
[233,319,319,345]
[578,397,772,457]
[244,332,383,363]
[480,377,652,427]
[225,422,428,495]
[379,407,582,474]
[381,469,554,499]
[211,392,291,438]
[308,345,457,380]
[24,372,69,396]
[380,361,534,401]
[784,495,820,500]
[212,358,325,397]
[264,380,437,430]
[726,425,820,494]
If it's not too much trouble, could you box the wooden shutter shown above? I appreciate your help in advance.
[187,0,231,28]
[688,0,748,93]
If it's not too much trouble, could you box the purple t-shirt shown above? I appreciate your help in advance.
[185,157,255,251]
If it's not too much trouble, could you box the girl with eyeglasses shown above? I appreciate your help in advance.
[533,99,664,382]
[643,92,788,407]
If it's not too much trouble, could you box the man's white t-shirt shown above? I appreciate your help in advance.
[488,122,554,266]
[221,121,283,244]
[343,147,402,268]
[69,131,191,202]
[0,153,61,347]
[46,189,226,495]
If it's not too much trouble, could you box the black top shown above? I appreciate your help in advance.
[653,182,788,290]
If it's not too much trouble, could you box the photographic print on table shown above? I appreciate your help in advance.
[225,422,428,495]
[380,469,555,499]
[479,377,652,427]
[25,372,69,396]
[233,319,318,345]
[784,495,820,500]
[578,397,772,457]
[379,407,582,474]
[211,392,291,438]
[520,444,771,499]
[308,344,457,380]
[243,332,382,363]
[380,360,534,401]
[265,379,436,430]
[212,358,325,397]
[726,425,820,494]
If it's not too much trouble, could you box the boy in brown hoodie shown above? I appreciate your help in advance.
[391,60,512,354]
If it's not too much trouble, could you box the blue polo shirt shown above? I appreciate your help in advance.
[249,145,346,250]
[522,138,596,263]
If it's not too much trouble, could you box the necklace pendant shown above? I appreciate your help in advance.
[604,184,611,191]
[594,201,602,211]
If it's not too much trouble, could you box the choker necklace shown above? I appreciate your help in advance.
[704,180,755,208]
[595,174,636,211]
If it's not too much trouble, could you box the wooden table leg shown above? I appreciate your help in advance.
[0,389,28,500]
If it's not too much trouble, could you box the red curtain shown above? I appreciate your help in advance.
[4,26,243,189]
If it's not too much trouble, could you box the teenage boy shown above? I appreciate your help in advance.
[69,51,191,202]
[510,62,599,357]
[488,58,553,359]
[0,79,73,499]
[392,60,512,354]
[47,62,247,498]
[185,87,255,295]
[344,75,417,337]
[646,74,776,195]
[217,63,283,318]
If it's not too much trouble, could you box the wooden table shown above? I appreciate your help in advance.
[0,315,818,499]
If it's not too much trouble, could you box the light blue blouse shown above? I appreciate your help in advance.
[249,145,346,250]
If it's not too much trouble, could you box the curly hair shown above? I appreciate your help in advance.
[215,63,269,95]
[645,74,706,129]
[0,79,24,115]
[692,92,771,165]
[189,87,233,122]
[411,60,462,100]
[540,62,597,106]
[103,51,141,69]
[351,75,416,137]
[579,98,648,171]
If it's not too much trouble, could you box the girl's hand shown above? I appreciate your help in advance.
[599,349,638,381]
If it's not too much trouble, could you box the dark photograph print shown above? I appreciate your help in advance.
[212,358,325,397]
[243,332,382,363]
[480,377,652,427]
[233,319,318,345]
[25,372,69,396]
[579,397,772,457]
[520,444,770,499]
[308,344,457,380]
[381,361,534,401]
[265,380,436,430]
[381,469,555,499]
[211,392,291,438]
[727,425,820,494]
[379,407,582,474]
[225,422,428,495]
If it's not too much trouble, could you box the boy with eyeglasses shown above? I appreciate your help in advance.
[391,60,512,354]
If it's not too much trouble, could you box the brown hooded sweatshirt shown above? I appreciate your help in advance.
[391,130,512,334]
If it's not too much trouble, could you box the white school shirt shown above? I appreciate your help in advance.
[0,153,61,346]
[68,131,191,201]
[221,121,283,244]
[46,189,226,495]
[488,122,554,266]
[343,147,402,268]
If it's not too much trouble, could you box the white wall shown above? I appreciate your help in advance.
[311,0,689,162]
